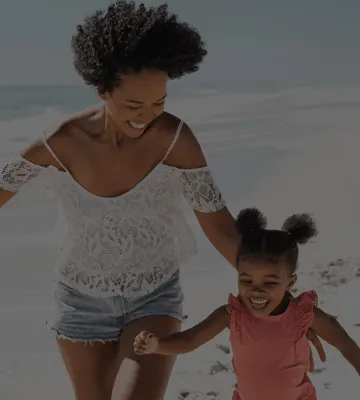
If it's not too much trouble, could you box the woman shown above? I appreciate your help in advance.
[0,2,325,399]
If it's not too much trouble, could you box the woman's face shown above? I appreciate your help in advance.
[101,69,168,138]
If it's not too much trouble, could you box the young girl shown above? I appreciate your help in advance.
[133,208,360,399]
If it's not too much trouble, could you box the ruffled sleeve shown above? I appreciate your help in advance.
[179,166,226,213]
[295,290,318,340]
[0,156,46,192]
[226,293,243,332]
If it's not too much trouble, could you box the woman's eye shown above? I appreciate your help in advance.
[154,102,165,107]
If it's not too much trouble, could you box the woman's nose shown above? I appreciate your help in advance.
[140,106,155,120]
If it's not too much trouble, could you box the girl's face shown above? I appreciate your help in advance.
[100,69,168,139]
[237,258,296,317]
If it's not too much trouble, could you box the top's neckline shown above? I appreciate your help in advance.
[50,162,172,200]
[41,119,186,200]
[49,163,210,201]
[251,300,294,321]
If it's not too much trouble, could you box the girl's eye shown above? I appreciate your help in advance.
[264,282,279,286]
[239,280,252,285]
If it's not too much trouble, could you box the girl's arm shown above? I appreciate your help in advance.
[311,306,360,375]
[134,306,229,356]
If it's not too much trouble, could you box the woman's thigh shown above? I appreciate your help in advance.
[51,272,185,400]
[57,339,120,400]
[50,282,124,400]
[112,273,185,399]
[113,315,182,400]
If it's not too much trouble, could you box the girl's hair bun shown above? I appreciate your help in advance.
[281,213,318,244]
[235,207,267,234]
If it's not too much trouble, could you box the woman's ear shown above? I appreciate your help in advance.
[98,86,109,101]
[99,92,108,101]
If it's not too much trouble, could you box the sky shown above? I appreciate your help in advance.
[1,0,360,86]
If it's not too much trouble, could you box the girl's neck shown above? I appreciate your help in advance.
[270,292,291,316]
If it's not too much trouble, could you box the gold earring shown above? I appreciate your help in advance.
[104,105,109,131]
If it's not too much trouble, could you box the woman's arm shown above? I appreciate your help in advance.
[134,306,229,355]
[164,119,240,267]
[0,126,67,208]
[163,116,327,364]
[0,142,47,207]
[311,306,360,375]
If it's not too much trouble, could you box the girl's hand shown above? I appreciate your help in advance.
[292,291,334,371]
[306,328,326,372]
[133,331,159,355]
[311,307,360,375]
[306,312,338,371]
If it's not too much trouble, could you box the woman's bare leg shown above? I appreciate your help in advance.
[57,339,120,400]
[113,315,181,400]
[57,315,181,400]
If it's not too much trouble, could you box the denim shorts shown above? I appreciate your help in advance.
[49,271,185,342]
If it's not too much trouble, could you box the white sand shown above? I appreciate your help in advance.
[1,84,360,399]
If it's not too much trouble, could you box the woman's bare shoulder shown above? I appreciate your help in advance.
[155,112,189,137]
[155,112,206,169]
[22,108,101,168]
[50,107,103,141]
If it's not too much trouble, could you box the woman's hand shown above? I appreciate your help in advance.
[133,331,159,355]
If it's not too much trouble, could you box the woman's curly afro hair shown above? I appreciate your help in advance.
[71,1,207,93]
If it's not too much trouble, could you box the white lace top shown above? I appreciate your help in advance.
[0,121,226,298]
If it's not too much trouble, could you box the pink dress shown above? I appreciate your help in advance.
[227,291,318,400]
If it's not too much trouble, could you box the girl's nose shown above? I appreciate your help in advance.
[250,285,266,293]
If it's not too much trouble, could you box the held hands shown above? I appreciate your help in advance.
[133,316,330,368]
[133,331,159,355]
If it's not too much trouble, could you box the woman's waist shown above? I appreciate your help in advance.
[57,223,197,258]
[55,258,182,298]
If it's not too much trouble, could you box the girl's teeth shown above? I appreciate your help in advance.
[129,121,146,129]
[251,299,267,304]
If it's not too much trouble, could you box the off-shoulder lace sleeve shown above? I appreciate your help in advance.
[0,157,45,192]
[179,166,226,213]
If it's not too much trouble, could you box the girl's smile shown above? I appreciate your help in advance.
[238,259,297,317]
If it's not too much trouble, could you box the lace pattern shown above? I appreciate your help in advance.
[180,167,226,212]
[1,154,227,297]
[57,251,182,296]
[0,157,45,192]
